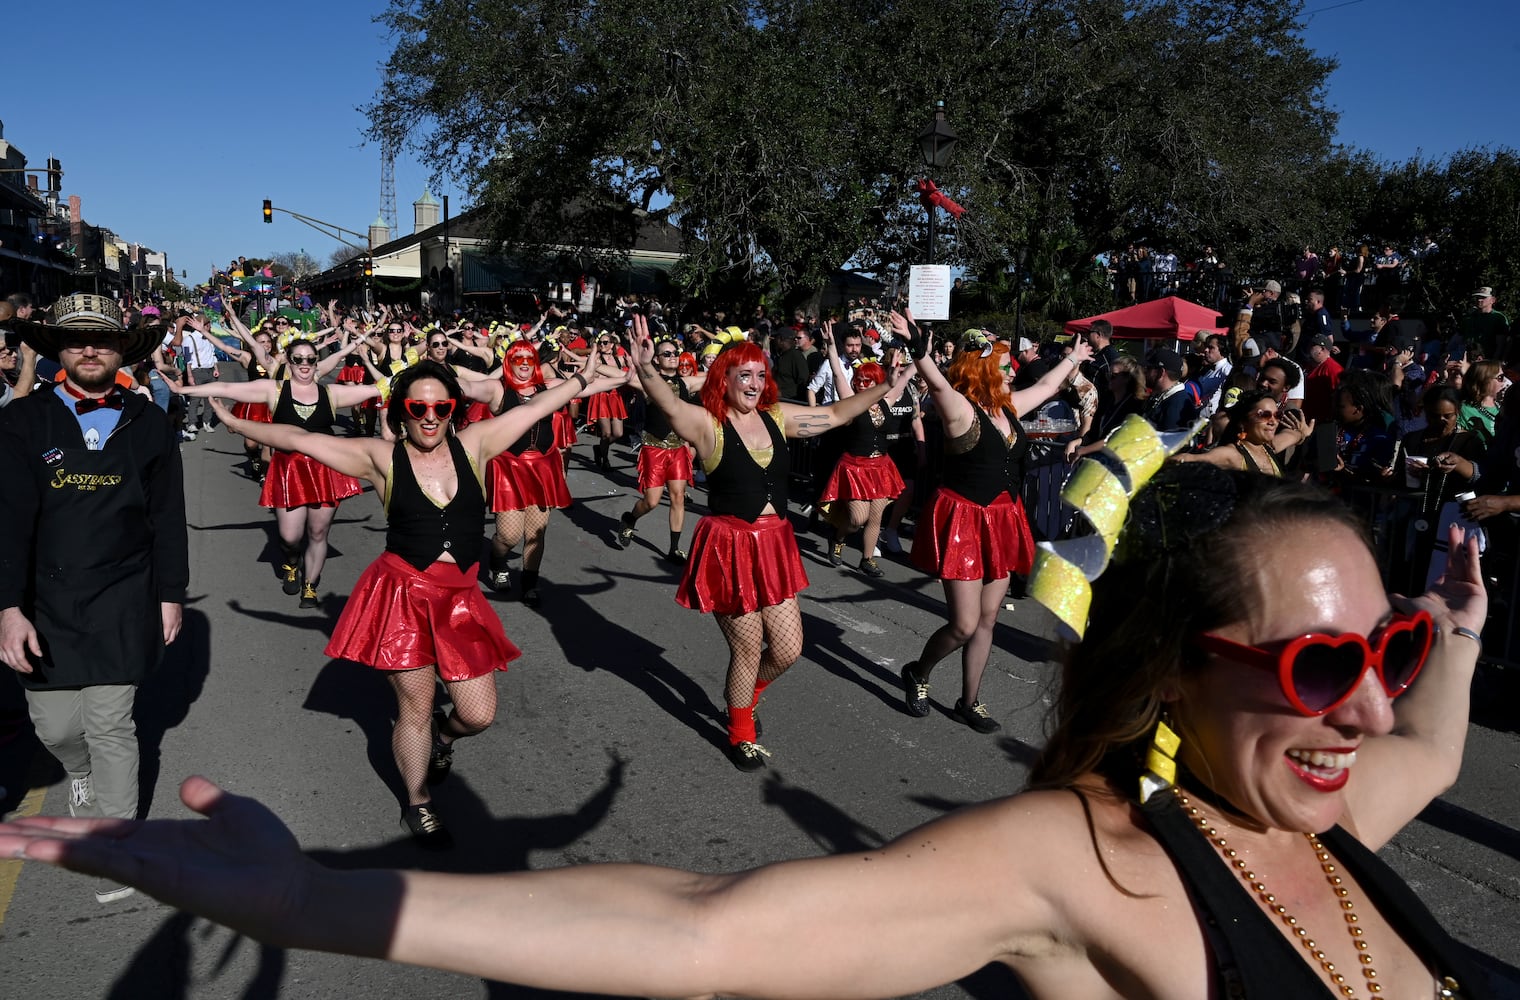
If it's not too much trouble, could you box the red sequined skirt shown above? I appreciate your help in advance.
[637,444,693,490]
[325,552,520,681]
[911,488,1034,581]
[553,409,578,449]
[336,365,380,410]
[819,453,905,503]
[231,401,273,423]
[487,448,571,511]
[676,514,809,616]
[259,451,364,509]
[461,400,495,427]
[586,390,627,420]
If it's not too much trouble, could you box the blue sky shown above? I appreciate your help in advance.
[3,0,1515,285]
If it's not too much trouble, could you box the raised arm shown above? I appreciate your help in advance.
[317,334,365,378]
[205,399,387,484]
[1342,528,1487,849]
[890,310,975,435]
[628,316,716,457]
[1010,340,1092,416]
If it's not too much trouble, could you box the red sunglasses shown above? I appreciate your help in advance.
[401,398,456,421]
[1193,609,1434,717]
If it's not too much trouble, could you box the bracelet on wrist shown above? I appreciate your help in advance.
[1446,625,1482,646]
[573,373,589,390]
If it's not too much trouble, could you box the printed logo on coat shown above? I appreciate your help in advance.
[42,447,64,466]
[51,469,124,492]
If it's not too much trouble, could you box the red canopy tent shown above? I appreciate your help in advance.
[1063,297,1227,341]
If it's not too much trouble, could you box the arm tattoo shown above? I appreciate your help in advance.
[789,413,832,438]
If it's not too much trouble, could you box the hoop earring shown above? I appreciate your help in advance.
[1139,715,1180,804]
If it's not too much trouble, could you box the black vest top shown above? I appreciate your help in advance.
[272,382,337,436]
[499,384,556,455]
[843,401,889,457]
[384,437,486,570]
[706,409,788,522]
[883,392,916,441]
[644,376,692,443]
[941,407,1029,505]
[1142,792,1488,998]
[245,357,269,381]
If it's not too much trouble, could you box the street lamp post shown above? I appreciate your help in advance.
[916,100,958,265]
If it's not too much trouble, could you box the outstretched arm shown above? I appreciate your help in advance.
[205,399,385,483]
[0,776,1067,999]
[177,379,277,405]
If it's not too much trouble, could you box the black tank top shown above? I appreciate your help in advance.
[1141,791,1486,997]
[644,375,692,443]
[499,384,556,455]
[272,382,337,435]
[882,391,916,441]
[245,358,269,381]
[843,401,889,457]
[706,409,788,522]
[384,437,486,570]
[941,407,1029,505]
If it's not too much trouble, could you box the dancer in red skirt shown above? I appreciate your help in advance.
[461,339,621,606]
[585,329,632,473]
[612,333,706,562]
[893,313,1092,733]
[176,338,381,608]
[205,359,622,845]
[816,329,908,579]
[629,315,907,771]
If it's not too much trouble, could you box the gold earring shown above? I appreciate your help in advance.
[1139,716,1180,803]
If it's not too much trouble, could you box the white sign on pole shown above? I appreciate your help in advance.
[908,265,952,321]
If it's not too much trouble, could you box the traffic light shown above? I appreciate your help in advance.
[262,199,273,224]
[362,257,373,279]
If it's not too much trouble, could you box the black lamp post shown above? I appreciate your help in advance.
[916,100,958,265]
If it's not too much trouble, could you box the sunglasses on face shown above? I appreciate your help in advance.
[1193,609,1433,717]
[656,350,678,358]
[402,398,456,421]
[508,355,537,366]
[429,341,448,348]
[289,355,318,365]
[1250,408,1278,421]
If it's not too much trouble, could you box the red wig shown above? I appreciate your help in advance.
[699,341,779,421]
[947,341,1014,414]
[851,361,885,393]
[502,339,545,390]
[677,351,697,376]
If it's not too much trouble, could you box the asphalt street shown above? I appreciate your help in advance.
[2,428,1518,999]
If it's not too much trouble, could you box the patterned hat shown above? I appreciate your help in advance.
[13,293,161,366]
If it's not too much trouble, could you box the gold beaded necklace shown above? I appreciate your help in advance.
[1173,787,1382,997]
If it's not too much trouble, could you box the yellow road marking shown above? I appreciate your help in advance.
[0,784,50,930]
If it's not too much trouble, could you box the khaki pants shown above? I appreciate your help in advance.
[25,684,139,820]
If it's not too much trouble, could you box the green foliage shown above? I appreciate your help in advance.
[367,0,1337,305]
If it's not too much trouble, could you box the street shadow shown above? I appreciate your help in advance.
[225,593,347,637]
[761,770,1031,1000]
[1470,663,1520,734]
[1416,797,1520,864]
[544,568,729,757]
[135,606,213,817]
[105,911,286,1000]
[308,750,627,878]
[303,657,409,805]
[799,586,1058,668]
[799,608,912,714]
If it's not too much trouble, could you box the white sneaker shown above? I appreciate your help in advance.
[879,528,903,554]
[68,775,95,818]
[202,422,215,434]
[181,429,197,442]
[95,882,135,904]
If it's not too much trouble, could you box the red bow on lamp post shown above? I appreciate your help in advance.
[916,178,966,219]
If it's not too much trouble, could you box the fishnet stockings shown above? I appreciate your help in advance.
[389,669,498,806]
[714,598,804,714]
[833,498,891,559]
[492,507,552,571]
